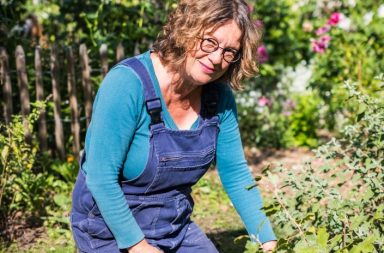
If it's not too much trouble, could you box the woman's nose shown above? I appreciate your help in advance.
[207,49,224,64]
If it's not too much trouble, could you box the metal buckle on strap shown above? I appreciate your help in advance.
[145,98,163,126]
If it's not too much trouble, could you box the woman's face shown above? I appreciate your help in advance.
[184,20,242,86]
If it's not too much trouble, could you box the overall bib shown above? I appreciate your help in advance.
[71,57,220,253]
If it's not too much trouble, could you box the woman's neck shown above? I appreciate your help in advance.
[150,52,201,130]
[150,52,201,105]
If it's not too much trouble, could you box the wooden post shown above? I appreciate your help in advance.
[100,44,108,77]
[15,45,31,143]
[66,47,81,162]
[134,41,140,56]
[79,44,93,127]
[116,42,125,62]
[0,47,13,124]
[35,46,48,152]
[50,45,66,160]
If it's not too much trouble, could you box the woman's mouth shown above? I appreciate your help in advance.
[199,61,215,74]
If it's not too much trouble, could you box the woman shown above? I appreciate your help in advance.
[70,0,277,252]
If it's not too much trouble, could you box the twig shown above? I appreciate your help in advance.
[273,189,309,245]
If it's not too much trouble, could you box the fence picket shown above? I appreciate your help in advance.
[0,48,13,124]
[100,44,109,77]
[35,46,48,152]
[79,44,93,128]
[15,46,31,144]
[67,47,81,162]
[116,42,125,62]
[50,45,66,160]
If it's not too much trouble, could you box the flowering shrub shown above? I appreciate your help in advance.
[237,83,322,148]
[238,0,384,148]
[308,2,384,129]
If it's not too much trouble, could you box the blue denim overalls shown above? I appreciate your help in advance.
[71,57,220,253]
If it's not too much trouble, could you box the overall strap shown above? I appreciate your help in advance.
[201,82,219,119]
[119,57,163,127]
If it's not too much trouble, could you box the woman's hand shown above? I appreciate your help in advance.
[261,240,277,252]
[127,239,164,253]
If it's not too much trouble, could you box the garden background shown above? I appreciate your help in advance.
[0,0,383,252]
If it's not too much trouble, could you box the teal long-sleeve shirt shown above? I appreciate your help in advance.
[83,51,276,249]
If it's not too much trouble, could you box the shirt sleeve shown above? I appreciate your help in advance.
[84,66,145,249]
[215,84,276,244]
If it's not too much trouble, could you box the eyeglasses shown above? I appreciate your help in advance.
[198,37,241,63]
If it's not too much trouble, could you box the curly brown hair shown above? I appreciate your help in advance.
[152,0,261,90]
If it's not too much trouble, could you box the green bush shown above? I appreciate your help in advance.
[0,102,47,220]
[237,80,323,149]
[257,77,384,252]
[0,101,77,250]
[283,92,322,147]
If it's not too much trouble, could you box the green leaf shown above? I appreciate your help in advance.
[316,227,329,249]
[350,236,375,253]
[53,194,70,209]
[1,145,9,164]
[328,234,342,250]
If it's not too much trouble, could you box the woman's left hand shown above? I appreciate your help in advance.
[261,240,277,252]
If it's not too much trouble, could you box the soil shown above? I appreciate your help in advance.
[244,147,317,192]
[0,211,45,251]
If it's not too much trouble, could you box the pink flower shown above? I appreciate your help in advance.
[328,12,342,26]
[283,111,292,116]
[284,99,295,110]
[257,44,269,64]
[247,4,254,14]
[320,35,331,44]
[311,40,325,54]
[315,24,330,36]
[254,19,264,29]
[311,35,332,54]
[282,99,295,116]
[258,96,272,107]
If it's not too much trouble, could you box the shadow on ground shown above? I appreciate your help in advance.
[208,229,249,253]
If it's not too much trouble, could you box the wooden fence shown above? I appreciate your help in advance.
[0,43,129,162]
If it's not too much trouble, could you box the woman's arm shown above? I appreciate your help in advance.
[215,85,277,245]
[84,66,145,249]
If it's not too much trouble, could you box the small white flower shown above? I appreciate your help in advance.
[348,0,356,7]
[378,4,384,18]
[338,14,352,31]
[249,90,258,98]
[289,61,312,93]
[363,11,374,25]
[239,97,246,106]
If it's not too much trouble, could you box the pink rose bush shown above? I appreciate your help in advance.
[247,4,254,14]
[257,44,269,64]
[310,12,344,54]
[258,96,272,107]
[315,25,330,36]
[311,35,332,54]
[254,19,264,29]
[327,12,342,26]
